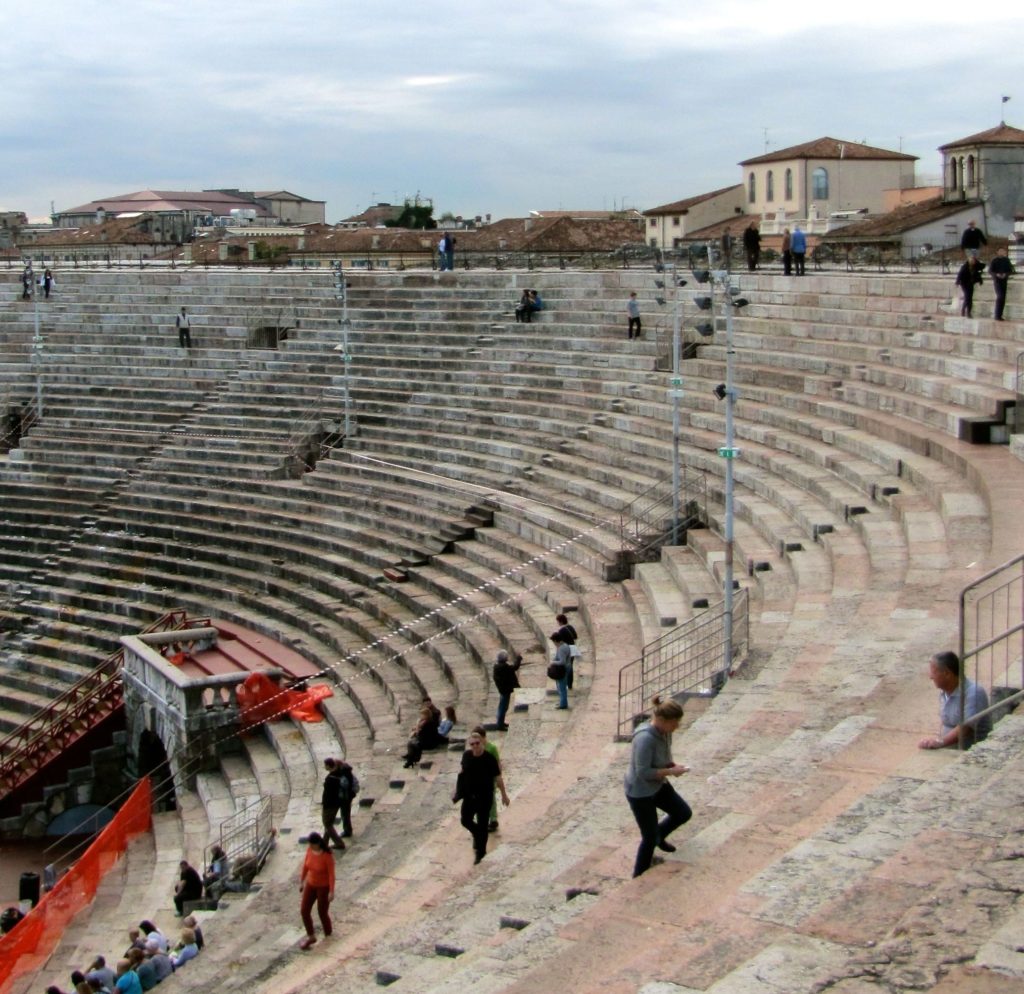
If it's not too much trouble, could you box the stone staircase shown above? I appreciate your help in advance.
[3,266,1023,994]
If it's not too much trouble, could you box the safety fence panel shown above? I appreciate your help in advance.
[0,778,152,994]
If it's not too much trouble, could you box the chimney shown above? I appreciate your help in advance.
[96,207,106,225]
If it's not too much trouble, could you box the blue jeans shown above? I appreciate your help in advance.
[627,781,692,877]
[496,693,511,726]
[555,677,568,708]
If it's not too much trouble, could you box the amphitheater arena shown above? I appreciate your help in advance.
[1,264,1023,994]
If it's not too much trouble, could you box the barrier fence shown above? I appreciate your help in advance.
[0,777,153,994]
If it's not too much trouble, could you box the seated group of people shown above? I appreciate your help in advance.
[514,289,544,323]
[402,698,456,767]
[173,842,239,913]
[48,918,205,994]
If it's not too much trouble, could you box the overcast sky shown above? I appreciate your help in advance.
[3,0,1022,222]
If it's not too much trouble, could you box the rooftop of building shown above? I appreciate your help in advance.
[818,196,978,241]
[58,190,273,217]
[939,122,1024,150]
[740,136,917,166]
[643,184,744,216]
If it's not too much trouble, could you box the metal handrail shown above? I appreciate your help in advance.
[958,553,1024,747]
[619,470,708,559]
[616,589,748,739]
[1015,351,1023,435]
[0,609,200,798]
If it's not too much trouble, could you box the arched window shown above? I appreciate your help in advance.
[812,167,829,199]
[748,172,756,203]
[766,170,775,201]
[948,158,958,190]
[784,168,793,200]
[967,155,975,186]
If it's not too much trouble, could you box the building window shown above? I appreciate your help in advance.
[672,237,683,248]
[784,168,793,200]
[812,167,829,199]
[748,172,756,203]
[649,238,658,248]
[948,158,958,190]
[967,155,975,186]
[649,218,657,228]
[766,170,774,202]
[672,216,680,227]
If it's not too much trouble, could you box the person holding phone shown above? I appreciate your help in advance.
[624,696,692,877]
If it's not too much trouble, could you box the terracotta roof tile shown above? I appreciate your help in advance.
[643,185,743,216]
[939,123,1024,150]
[818,196,974,240]
[740,137,916,166]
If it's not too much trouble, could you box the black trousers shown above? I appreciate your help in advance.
[627,781,692,877]
[993,278,1008,320]
[460,794,492,857]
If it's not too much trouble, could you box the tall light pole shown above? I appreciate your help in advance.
[711,271,747,675]
[28,262,43,419]
[332,262,352,436]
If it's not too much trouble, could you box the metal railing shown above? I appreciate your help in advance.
[619,470,708,562]
[272,390,326,477]
[0,609,198,799]
[958,554,1024,746]
[616,589,749,739]
[1015,351,1023,435]
[211,794,274,866]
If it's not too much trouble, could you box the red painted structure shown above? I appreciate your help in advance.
[0,612,323,803]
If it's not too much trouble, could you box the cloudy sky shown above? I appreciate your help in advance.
[3,0,1023,222]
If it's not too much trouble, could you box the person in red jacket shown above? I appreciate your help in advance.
[298,832,335,949]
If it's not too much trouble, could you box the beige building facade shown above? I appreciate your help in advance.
[740,137,916,224]
[642,185,744,251]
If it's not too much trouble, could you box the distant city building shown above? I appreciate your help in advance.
[54,190,275,228]
[252,190,326,225]
[939,123,1024,237]
[0,211,27,248]
[740,137,917,220]
[642,186,744,251]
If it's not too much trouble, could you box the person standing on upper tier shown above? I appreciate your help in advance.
[988,247,1014,321]
[175,307,192,349]
[790,226,807,275]
[626,292,642,339]
[961,220,987,260]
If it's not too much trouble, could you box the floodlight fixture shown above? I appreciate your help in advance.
[654,279,665,289]
[732,298,749,309]
[692,268,710,284]
[655,296,667,306]
[677,278,688,288]
[694,295,713,311]
[713,383,728,401]
[695,322,714,337]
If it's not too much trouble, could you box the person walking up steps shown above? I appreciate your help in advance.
[624,696,692,877]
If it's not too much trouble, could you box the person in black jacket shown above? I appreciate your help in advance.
[988,247,1014,320]
[955,257,984,317]
[961,220,987,259]
[743,223,761,271]
[320,758,347,850]
[453,731,509,864]
[492,650,522,730]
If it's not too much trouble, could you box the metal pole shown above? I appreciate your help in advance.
[671,264,682,544]
[30,264,43,419]
[723,292,735,672]
[333,262,352,437]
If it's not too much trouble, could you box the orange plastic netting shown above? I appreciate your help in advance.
[0,777,152,994]
[235,672,333,727]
